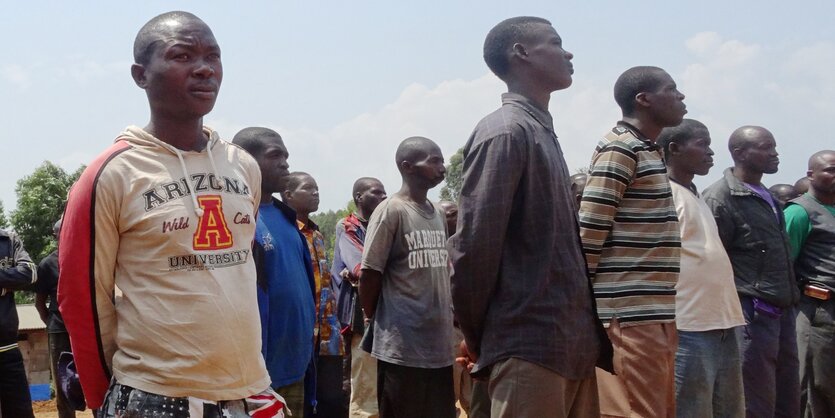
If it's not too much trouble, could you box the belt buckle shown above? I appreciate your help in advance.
[804,284,831,301]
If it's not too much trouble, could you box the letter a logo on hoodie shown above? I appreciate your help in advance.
[193,195,234,250]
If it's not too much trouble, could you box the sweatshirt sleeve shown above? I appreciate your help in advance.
[0,232,36,290]
[58,142,129,409]
[579,142,637,278]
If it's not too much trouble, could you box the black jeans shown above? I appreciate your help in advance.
[377,360,455,418]
[314,355,348,418]
[0,346,35,418]
[738,295,800,417]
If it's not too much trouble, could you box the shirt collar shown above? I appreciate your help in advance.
[616,121,660,151]
[724,167,760,196]
[297,218,320,232]
[266,198,299,224]
[501,93,555,133]
[669,176,699,196]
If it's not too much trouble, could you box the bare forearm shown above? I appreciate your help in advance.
[35,293,48,324]
[359,268,382,318]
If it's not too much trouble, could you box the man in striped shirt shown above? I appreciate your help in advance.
[579,66,686,418]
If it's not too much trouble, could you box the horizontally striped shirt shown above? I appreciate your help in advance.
[579,122,680,326]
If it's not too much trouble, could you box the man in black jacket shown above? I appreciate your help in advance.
[702,125,800,417]
[0,229,37,418]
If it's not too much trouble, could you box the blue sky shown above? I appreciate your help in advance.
[2,1,834,212]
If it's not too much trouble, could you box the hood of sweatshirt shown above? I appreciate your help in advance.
[117,126,225,217]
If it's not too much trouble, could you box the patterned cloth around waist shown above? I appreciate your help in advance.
[99,382,287,417]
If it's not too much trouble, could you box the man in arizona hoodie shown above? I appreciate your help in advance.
[58,11,280,418]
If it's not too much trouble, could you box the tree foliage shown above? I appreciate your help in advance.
[311,200,356,262]
[0,201,8,229]
[439,148,464,202]
[10,161,84,263]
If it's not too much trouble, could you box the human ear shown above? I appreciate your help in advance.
[131,64,148,89]
[668,141,681,156]
[511,43,529,61]
[634,91,650,109]
[730,147,745,163]
[399,160,413,173]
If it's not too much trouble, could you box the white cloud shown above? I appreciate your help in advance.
[218,74,507,210]
[679,33,834,189]
[210,26,835,212]
[281,32,832,209]
[551,80,620,172]
[1,64,31,89]
[685,32,723,56]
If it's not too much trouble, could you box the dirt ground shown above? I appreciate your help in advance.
[33,400,94,418]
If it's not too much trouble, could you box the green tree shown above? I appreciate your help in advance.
[0,200,8,229]
[311,200,355,262]
[10,161,84,263]
[439,148,464,202]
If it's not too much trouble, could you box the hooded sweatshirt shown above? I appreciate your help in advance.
[58,126,269,408]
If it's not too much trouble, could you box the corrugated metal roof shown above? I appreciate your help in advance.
[17,304,46,332]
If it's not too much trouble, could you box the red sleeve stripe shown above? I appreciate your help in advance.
[58,140,131,409]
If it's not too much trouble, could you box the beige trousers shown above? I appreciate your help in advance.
[596,319,677,418]
[349,333,379,418]
[489,357,599,418]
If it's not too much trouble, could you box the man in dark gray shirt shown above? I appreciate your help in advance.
[448,16,611,418]
[361,136,455,418]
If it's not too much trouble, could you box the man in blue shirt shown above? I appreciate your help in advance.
[233,127,316,416]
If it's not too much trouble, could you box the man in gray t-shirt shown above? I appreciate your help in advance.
[363,195,453,367]
[360,136,455,418]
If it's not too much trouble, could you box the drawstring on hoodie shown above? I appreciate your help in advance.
[121,126,246,218]
[172,147,205,217]
[175,134,222,218]
[172,138,222,218]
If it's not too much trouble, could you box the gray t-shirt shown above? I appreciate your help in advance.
[361,194,454,368]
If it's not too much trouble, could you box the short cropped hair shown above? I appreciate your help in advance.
[353,177,380,201]
[231,127,281,158]
[613,66,666,115]
[395,136,435,165]
[483,16,551,80]
[656,119,708,156]
[134,11,203,65]
[283,172,312,192]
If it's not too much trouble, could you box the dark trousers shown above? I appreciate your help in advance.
[797,295,835,417]
[0,346,35,418]
[314,355,347,418]
[48,332,76,418]
[377,360,455,418]
[739,295,800,417]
